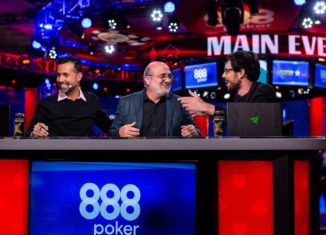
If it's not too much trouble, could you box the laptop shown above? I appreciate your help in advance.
[0,105,10,137]
[227,103,282,137]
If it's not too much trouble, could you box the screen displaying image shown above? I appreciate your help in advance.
[272,60,309,86]
[315,63,326,88]
[171,68,182,91]
[258,60,268,84]
[184,62,218,89]
[30,161,196,235]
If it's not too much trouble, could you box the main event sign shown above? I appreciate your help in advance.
[207,34,326,58]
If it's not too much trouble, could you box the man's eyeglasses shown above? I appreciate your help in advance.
[147,73,177,82]
[223,68,234,74]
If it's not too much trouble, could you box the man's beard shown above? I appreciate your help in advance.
[227,80,241,94]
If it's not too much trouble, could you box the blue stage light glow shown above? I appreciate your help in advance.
[32,40,41,49]
[92,83,99,90]
[164,1,176,13]
[81,17,92,28]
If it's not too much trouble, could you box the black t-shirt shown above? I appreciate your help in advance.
[232,82,276,103]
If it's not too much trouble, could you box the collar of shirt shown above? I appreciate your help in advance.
[57,89,87,102]
[143,92,167,103]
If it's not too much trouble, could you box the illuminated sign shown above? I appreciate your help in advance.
[272,60,309,86]
[184,62,218,89]
[30,161,196,235]
[207,34,326,58]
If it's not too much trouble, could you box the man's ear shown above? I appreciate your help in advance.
[238,68,246,79]
[77,72,83,82]
[144,76,151,86]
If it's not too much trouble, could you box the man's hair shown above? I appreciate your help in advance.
[227,50,260,82]
[57,55,83,73]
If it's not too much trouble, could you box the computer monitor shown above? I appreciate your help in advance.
[184,62,218,89]
[315,63,326,89]
[272,60,309,86]
[29,161,196,235]
[258,60,268,84]
[171,68,182,91]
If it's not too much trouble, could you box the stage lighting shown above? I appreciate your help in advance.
[314,0,326,14]
[221,1,244,35]
[32,40,41,49]
[92,83,99,90]
[105,45,115,54]
[81,17,92,28]
[302,17,313,28]
[315,14,321,24]
[108,19,117,29]
[206,0,218,26]
[88,44,96,55]
[151,8,164,22]
[294,0,306,5]
[164,1,176,13]
[247,0,259,16]
[168,16,179,32]
[48,47,57,59]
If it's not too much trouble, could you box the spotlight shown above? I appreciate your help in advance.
[105,45,115,54]
[151,9,163,22]
[221,1,244,35]
[302,17,313,28]
[93,83,99,90]
[206,0,218,26]
[164,1,176,13]
[81,17,92,29]
[108,19,117,29]
[168,16,179,32]
[32,40,41,49]
[247,0,259,16]
[44,24,53,30]
[20,55,30,65]
[48,47,57,59]
[294,0,306,5]
[314,0,326,14]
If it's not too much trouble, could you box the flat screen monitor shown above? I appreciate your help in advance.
[184,62,218,89]
[272,60,309,86]
[29,161,196,235]
[258,60,268,84]
[171,68,182,91]
[315,63,326,88]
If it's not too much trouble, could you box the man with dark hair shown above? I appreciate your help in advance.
[178,50,276,116]
[110,61,200,138]
[27,55,111,137]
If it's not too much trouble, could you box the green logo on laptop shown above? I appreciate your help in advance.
[250,115,260,125]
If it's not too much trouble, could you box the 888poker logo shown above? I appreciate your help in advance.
[79,182,141,235]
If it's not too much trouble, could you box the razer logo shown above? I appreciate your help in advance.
[250,115,260,125]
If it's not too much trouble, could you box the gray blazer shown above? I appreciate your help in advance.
[110,89,200,137]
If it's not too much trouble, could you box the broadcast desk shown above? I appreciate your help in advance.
[0,137,325,235]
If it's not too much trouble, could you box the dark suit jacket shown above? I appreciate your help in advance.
[110,89,200,137]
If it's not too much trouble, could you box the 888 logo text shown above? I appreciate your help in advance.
[79,182,141,235]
